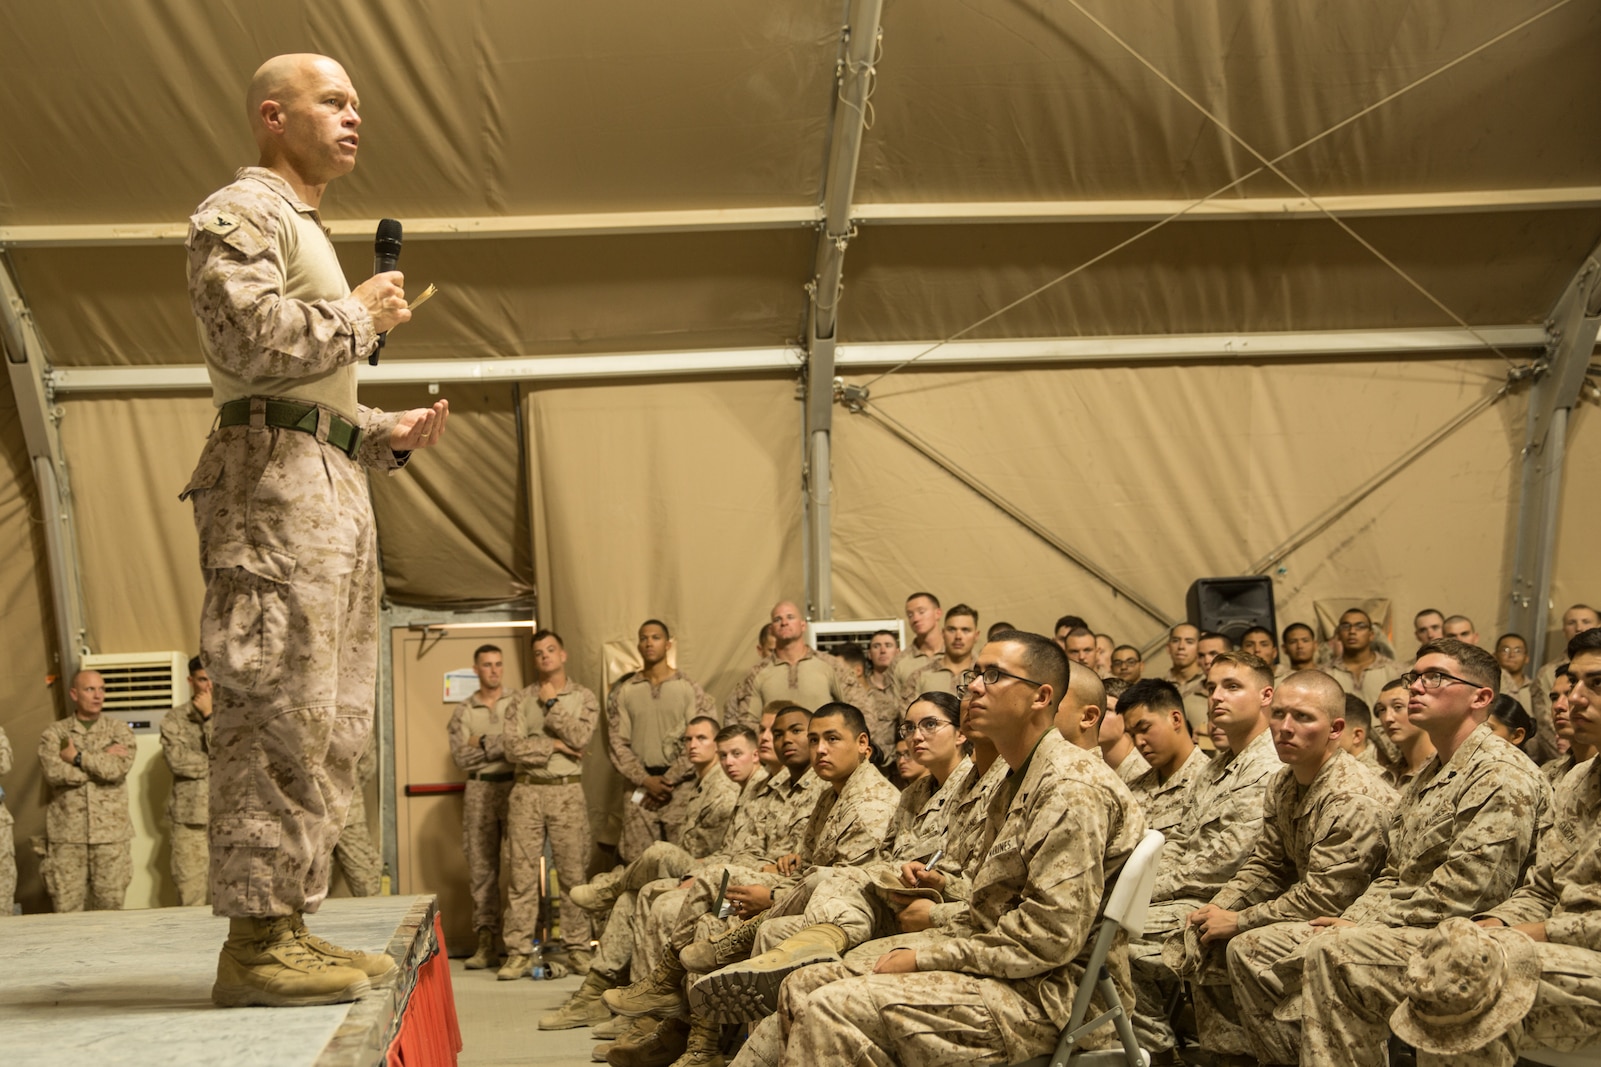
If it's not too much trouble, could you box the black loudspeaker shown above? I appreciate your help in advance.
[1187,576,1276,645]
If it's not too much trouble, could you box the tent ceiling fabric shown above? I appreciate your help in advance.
[2,1,1598,361]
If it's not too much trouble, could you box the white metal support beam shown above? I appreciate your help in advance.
[43,325,1557,395]
[1507,238,1601,666]
[3,186,1597,247]
[804,0,885,623]
[0,254,89,678]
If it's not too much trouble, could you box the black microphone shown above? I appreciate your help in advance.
[370,218,403,366]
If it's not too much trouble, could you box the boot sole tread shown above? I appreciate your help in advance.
[211,976,371,1008]
[688,950,838,1023]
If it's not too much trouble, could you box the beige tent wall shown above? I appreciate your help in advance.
[57,396,215,657]
[831,357,1526,659]
[522,376,804,699]
[55,384,539,649]
[363,383,533,605]
[0,374,64,914]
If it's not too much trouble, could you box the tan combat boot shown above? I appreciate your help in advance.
[498,951,534,981]
[540,969,617,1029]
[667,1017,724,1067]
[212,915,372,1008]
[292,912,398,981]
[678,917,761,974]
[595,1016,656,1062]
[593,1013,633,1039]
[607,1017,689,1067]
[463,928,500,970]
[602,952,688,1018]
[687,922,847,1023]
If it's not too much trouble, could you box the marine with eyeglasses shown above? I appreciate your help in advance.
[1323,607,1400,709]
[1227,637,1552,1066]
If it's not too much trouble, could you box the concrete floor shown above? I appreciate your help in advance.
[452,961,602,1066]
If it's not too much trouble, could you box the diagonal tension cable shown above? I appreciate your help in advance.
[861,0,1574,389]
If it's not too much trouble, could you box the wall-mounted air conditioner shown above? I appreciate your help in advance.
[81,651,190,734]
[806,619,906,656]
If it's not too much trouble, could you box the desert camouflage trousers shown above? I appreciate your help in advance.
[776,958,1060,1066]
[462,778,512,932]
[503,781,593,954]
[43,840,131,912]
[1129,898,1205,1053]
[1228,921,1427,1067]
[619,784,691,863]
[334,787,381,897]
[591,842,701,979]
[170,821,210,905]
[0,806,14,915]
[187,425,378,918]
[668,864,778,952]
[751,865,901,956]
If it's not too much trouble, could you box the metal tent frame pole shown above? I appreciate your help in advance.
[0,253,88,679]
[803,0,885,622]
[1507,239,1601,666]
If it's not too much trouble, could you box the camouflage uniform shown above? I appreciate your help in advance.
[1128,746,1209,838]
[674,761,897,954]
[1542,751,1579,790]
[896,654,963,705]
[38,715,136,912]
[924,756,1011,921]
[1501,669,1556,764]
[501,679,600,955]
[754,757,970,953]
[1111,746,1151,791]
[332,741,381,897]
[723,649,869,729]
[1435,756,1601,1064]
[1192,750,1393,1053]
[1167,669,1209,738]
[1231,724,1552,1066]
[889,647,938,697]
[447,689,515,935]
[607,670,716,861]
[184,167,411,919]
[634,767,823,971]
[860,673,902,759]
[588,766,741,979]
[1131,728,1279,1053]
[160,699,214,905]
[1323,654,1399,710]
[0,726,14,915]
[779,731,1148,1065]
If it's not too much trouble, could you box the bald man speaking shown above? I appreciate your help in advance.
[182,54,448,1008]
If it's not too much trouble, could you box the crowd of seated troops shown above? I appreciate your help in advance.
[463,592,1601,1067]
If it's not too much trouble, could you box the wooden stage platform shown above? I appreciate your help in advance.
[0,895,456,1067]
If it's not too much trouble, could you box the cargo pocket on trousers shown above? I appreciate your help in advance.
[211,814,283,911]
[200,542,296,693]
[179,444,227,503]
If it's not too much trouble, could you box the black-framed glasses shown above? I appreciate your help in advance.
[897,717,955,740]
[1398,669,1484,691]
[1336,621,1372,632]
[957,665,1045,695]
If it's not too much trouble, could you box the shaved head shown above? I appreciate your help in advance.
[248,54,345,131]
[245,53,363,195]
[1067,660,1106,717]
[1279,669,1346,720]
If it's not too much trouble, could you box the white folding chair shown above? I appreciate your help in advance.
[1011,828,1166,1067]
